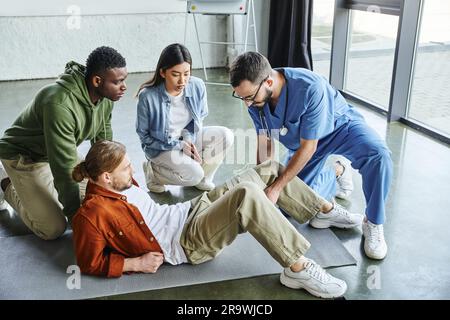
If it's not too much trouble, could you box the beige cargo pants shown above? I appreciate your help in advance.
[181,160,328,268]
[1,156,86,240]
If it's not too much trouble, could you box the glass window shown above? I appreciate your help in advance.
[408,0,450,136]
[344,10,399,110]
[311,0,335,80]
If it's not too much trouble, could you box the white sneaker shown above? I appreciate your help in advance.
[0,163,10,211]
[362,220,388,260]
[335,158,353,199]
[309,203,363,229]
[280,259,347,299]
[0,201,8,211]
[142,161,165,193]
[195,178,215,191]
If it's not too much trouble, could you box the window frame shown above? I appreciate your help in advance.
[328,0,450,144]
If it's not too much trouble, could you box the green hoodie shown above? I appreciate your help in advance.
[0,61,113,218]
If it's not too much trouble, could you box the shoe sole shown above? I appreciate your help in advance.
[309,219,361,229]
[365,251,387,260]
[0,201,9,211]
[280,272,346,299]
[363,243,387,260]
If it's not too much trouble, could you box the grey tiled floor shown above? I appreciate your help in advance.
[1,69,450,299]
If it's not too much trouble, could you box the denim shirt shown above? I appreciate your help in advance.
[136,76,208,159]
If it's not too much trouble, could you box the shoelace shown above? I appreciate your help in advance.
[303,261,330,283]
[333,204,352,221]
[367,223,385,243]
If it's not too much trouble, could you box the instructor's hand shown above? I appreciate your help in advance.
[264,185,281,204]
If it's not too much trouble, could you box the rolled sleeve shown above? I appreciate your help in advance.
[107,252,125,278]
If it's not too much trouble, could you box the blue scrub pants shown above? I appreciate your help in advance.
[285,118,393,225]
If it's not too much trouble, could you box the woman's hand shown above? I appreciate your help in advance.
[182,141,202,164]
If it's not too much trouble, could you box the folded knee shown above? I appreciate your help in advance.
[34,220,67,240]
[222,128,235,149]
[376,147,393,164]
[179,165,204,186]
[380,149,394,175]
[258,159,282,175]
[234,181,265,198]
[368,146,394,176]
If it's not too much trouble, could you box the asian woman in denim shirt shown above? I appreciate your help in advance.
[136,43,233,193]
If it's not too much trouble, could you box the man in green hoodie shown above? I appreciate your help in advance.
[0,46,127,240]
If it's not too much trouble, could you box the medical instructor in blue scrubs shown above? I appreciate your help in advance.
[230,52,393,260]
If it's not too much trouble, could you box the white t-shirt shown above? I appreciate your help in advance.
[167,90,192,141]
[120,185,191,265]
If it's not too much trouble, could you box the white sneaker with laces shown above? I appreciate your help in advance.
[142,161,165,193]
[0,163,10,211]
[335,158,354,200]
[280,259,347,299]
[195,178,215,191]
[362,220,387,260]
[309,203,363,229]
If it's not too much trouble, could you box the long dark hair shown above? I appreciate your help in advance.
[136,43,192,96]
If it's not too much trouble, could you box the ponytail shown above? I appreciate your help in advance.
[72,162,89,182]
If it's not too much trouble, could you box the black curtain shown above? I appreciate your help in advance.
[268,0,313,70]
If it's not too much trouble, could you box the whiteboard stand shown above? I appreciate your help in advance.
[184,0,258,86]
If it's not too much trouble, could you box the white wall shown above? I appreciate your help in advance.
[0,0,186,16]
[0,13,227,81]
[225,0,270,67]
[252,0,271,57]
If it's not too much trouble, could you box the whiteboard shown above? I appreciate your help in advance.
[0,0,187,17]
[187,0,248,15]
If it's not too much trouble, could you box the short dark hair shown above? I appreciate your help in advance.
[229,52,272,87]
[85,46,126,80]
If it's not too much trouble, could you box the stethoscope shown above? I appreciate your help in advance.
[259,75,289,139]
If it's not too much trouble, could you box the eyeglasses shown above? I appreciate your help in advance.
[232,76,269,104]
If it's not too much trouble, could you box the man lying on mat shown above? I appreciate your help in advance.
[71,140,363,299]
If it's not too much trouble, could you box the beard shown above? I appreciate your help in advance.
[112,176,133,192]
[253,88,273,107]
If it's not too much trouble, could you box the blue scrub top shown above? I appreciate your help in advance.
[248,68,361,151]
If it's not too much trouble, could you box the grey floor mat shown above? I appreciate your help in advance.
[0,223,356,299]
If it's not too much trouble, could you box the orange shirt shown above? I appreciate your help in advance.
[72,181,162,278]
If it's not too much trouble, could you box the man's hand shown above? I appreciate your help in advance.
[182,141,202,164]
[264,184,281,204]
[263,138,318,202]
[138,252,164,273]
